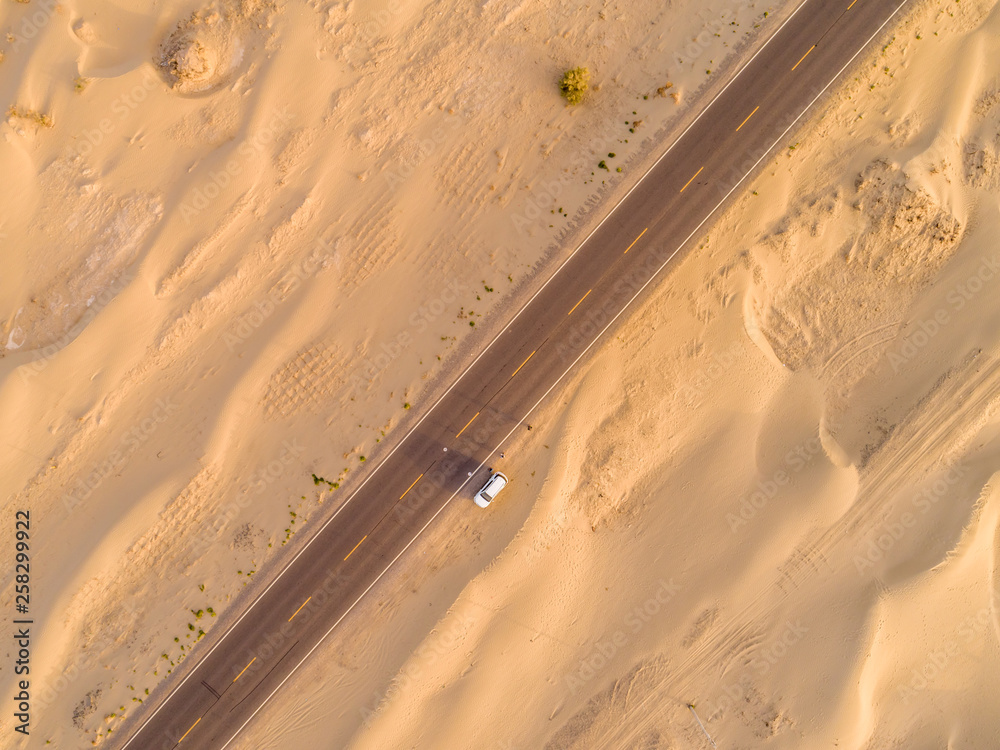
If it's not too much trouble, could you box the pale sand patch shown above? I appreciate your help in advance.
[234,1,1000,748]
[0,0,799,745]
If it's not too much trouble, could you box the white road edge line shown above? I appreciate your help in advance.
[217,1,912,747]
[120,0,851,745]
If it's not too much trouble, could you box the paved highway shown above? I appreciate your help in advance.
[118,0,912,746]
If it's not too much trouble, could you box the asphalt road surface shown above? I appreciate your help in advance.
[118,1,913,747]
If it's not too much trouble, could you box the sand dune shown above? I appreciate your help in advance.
[236,1,1000,748]
[3,0,1000,747]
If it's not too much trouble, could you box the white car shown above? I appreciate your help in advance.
[474,472,508,508]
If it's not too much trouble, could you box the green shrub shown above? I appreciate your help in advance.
[559,67,590,105]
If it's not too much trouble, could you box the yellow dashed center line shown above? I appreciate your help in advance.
[400,473,423,500]
[511,350,536,378]
[179,718,200,743]
[288,596,312,623]
[344,535,367,561]
[680,167,704,193]
[736,105,760,132]
[791,45,816,71]
[847,0,858,8]
[455,412,480,438]
[233,657,256,683]
[568,289,592,316]
[623,227,648,254]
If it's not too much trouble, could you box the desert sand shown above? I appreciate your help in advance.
[3,0,1000,747]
